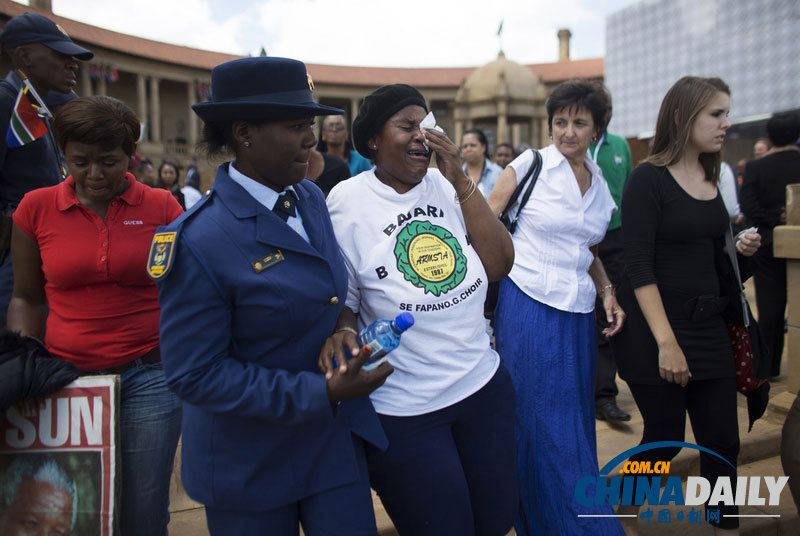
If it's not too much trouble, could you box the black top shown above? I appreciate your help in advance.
[312,153,350,198]
[611,163,734,384]
[740,149,800,245]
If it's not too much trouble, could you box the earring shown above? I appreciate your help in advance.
[243,141,251,148]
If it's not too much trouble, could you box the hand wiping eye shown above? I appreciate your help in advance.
[419,111,444,152]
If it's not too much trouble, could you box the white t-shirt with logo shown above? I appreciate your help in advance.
[327,168,499,416]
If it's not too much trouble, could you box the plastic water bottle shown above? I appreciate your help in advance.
[360,313,414,371]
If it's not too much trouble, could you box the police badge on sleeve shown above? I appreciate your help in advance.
[147,232,177,280]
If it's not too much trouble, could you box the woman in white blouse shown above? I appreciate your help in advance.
[488,79,626,535]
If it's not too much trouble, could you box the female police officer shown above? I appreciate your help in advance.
[150,57,392,536]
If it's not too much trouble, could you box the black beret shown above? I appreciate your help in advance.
[352,84,427,160]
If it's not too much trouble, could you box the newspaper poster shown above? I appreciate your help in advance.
[0,376,120,536]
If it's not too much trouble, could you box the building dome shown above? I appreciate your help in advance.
[456,51,545,103]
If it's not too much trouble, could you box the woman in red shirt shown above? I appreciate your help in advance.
[7,95,183,536]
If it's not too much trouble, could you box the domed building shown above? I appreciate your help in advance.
[454,50,549,151]
[0,0,603,187]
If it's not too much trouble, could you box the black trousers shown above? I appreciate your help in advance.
[595,228,624,405]
[752,247,787,376]
[365,367,518,536]
[627,378,740,529]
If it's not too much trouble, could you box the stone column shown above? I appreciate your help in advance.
[350,97,360,125]
[96,76,107,96]
[558,28,572,61]
[528,118,538,148]
[79,63,91,97]
[149,77,161,143]
[496,100,508,144]
[30,0,52,11]
[512,123,521,148]
[187,80,198,149]
[136,74,147,128]
[540,117,549,148]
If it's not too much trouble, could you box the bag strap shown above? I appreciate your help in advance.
[724,223,750,327]
[500,149,543,234]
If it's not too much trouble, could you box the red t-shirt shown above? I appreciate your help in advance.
[13,173,184,370]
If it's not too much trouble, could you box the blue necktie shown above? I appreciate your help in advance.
[273,190,297,222]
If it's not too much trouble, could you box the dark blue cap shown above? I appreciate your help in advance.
[192,57,343,122]
[394,312,414,332]
[0,13,93,60]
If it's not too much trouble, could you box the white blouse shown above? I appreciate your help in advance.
[506,145,616,314]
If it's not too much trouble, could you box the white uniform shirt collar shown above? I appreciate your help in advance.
[228,163,297,210]
[228,162,309,243]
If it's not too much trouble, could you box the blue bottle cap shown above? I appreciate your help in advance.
[394,312,414,332]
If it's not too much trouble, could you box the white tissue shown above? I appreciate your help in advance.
[420,111,443,152]
[736,226,758,249]
[420,111,443,133]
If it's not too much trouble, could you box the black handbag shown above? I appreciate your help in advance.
[486,150,543,318]
[498,149,543,233]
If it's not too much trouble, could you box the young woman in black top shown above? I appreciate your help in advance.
[612,77,761,535]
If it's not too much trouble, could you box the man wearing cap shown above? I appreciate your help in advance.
[0,13,92,325]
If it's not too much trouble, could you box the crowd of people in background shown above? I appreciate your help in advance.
[0,9,799,536]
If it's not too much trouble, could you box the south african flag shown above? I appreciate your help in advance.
[5,84,48,148]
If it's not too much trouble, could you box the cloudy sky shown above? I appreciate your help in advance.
[31,0,639,67]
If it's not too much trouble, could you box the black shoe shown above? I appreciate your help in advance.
[596,400,631,422]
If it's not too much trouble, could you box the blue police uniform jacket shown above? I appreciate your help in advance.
[152,163,387,511]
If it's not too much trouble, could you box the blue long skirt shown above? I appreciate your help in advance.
[495,278,623,536]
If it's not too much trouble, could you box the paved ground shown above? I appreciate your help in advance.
[169,284,796,535]
[169,374,794,536]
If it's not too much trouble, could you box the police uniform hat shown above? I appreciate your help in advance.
[192,57,343,122]
[0,12,93,60]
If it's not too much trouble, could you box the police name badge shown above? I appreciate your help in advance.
[252,249,284,273]
[147,232,177,280]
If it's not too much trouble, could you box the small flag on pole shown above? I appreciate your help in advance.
[497,20,504,37]
[5,83,48,148]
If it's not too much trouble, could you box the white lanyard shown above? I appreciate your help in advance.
[590,133,606,164]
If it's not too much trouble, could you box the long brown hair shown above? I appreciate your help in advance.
[645,76,730,184]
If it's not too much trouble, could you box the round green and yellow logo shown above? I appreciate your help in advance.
[394,221,467,296]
